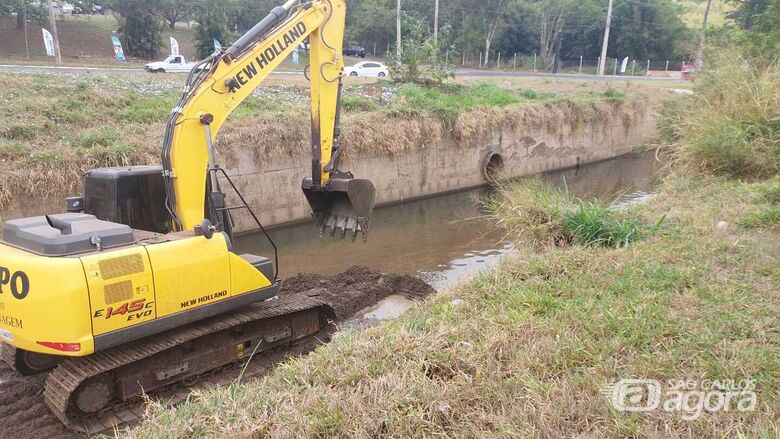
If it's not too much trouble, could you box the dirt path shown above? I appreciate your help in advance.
[0,266,434,438]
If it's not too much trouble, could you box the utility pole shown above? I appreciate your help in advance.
[396,0,402,54]
[598,0,613,76]
[23,1,30,59]
[552,28,562,74]
[433,0,439,42]
[695,0,713,67]
[46,0,62,65]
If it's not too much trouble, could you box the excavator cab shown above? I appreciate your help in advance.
[302,175,375,241]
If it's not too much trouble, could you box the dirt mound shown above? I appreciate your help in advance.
[0,267,433,438]
[282,265,435,320]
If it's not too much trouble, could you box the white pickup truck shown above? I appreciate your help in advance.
[144,55,201,73]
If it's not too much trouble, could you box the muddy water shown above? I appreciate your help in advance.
[236,151,664,291]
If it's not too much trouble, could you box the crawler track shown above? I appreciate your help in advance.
[0,267,435,437]
[44,294,334,434]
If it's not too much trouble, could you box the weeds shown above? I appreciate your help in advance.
[563,200,646,247]
[0,140,28,160]
[664,57,780,178]
[603,88,626,103]
[487,179,659,249]
[396,82,520,124]
[739,206,780,229]
[76,128,119,149]
[1,124,37,140]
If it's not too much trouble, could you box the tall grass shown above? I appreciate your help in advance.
[665,56,780,178]
[486,179,654,249]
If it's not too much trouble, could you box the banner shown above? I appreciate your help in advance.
[292,46,300,65]
[42,29,55,57]
[111,34,126,61]
[170,37,180,56]
[620,56,629,74]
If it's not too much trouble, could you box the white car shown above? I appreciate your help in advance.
[145,55,200,73]
[344,61,389,78]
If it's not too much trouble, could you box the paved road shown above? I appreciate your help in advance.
[0,63,683,82]
[455,68,682,82]
[0,64,302,76]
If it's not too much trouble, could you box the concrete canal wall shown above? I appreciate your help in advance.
[224,99,657,232]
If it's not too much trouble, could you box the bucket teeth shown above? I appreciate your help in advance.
[302,177,375,243]
[317,214,368,242]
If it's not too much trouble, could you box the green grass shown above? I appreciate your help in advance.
[76,128,119,149]
[0,124,37,140]
[563,200,648,247]
[486,179,662,249]
[394,82,522,123]
[603,88,626,103]
[0,140,29,160]
[740,206,780,229]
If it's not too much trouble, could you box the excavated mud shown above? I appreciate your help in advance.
[0,266,434,437]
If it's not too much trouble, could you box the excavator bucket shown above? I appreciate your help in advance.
[302,177,376,241]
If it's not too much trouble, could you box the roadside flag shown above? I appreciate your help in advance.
[620,56,629,74]
[170,37,180,56]
[292,46,300,65]
[214,39,222,51]
[111,34,126,61]
[42,29,55,57]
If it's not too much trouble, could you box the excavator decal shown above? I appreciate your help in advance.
[93,300,153,321]
[0,268,30,300]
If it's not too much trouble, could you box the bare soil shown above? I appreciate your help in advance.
[0,266,434,438]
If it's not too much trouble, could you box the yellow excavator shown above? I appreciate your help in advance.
[0,0,374,432]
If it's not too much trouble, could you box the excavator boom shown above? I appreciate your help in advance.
[161,0,375,240]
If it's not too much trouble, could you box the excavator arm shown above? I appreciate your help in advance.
[161,0,375,240]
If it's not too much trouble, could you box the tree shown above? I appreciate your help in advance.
[479,0,510,64]
[109,0,164,59]
[193,2,228,59]
[727,0,771,29]
[161,0,195,29]
[388,13,454,83]
[0,0,46,30]
[609,0,692,62]
[695,0,714,65]
[730,0,780,57]
[499,0,602,65]
[345,0,396,53]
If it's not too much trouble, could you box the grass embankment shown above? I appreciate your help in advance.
[0,74,652,211]
[124,177,779,438]
[126,62,778,436]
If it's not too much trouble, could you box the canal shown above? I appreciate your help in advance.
[236,150,664,290]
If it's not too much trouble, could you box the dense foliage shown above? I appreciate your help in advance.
[387,14,454,83]
[18,0,778,67]
[108,0,164,59]
[193,2,227,59]
[0,0,46,29]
